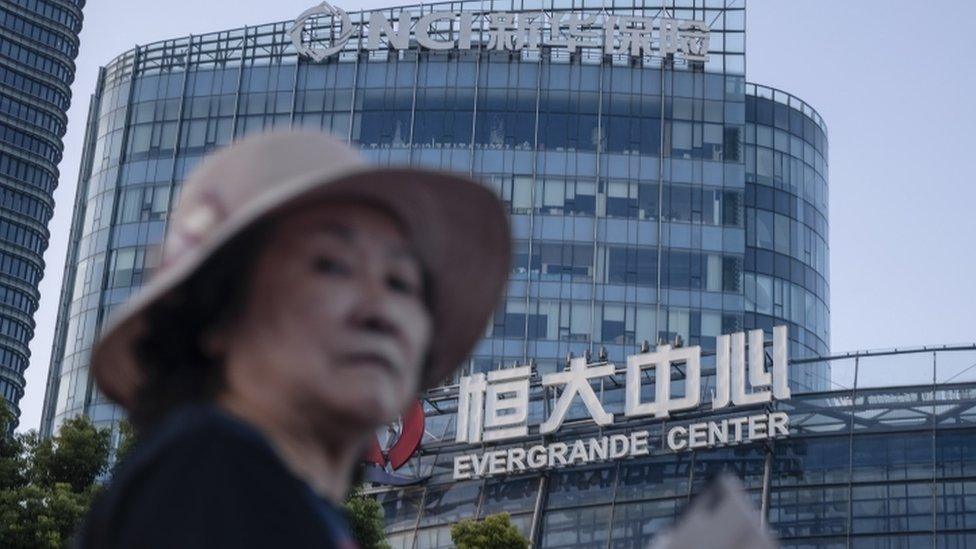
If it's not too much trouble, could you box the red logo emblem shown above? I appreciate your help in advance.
[363,400,427,485]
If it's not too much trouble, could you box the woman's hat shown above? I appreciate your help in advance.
[91,131,510,410]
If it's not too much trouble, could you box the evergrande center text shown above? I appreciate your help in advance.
[452,411,789,480]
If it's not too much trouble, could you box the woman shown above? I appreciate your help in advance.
[77,131,510,548]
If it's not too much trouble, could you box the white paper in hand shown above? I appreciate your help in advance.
[648,475,778,549]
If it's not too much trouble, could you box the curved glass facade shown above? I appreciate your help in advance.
[42,0,831,437]
[743,83,829,392]
[37,3,976,548]
[0,0,84,422]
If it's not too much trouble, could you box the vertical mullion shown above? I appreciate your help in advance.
[846,355,858,549]
[83,45,143,417]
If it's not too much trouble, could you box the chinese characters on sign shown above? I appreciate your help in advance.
[291,3,711,63]
[456,366,531,443]
[453,326,792,480]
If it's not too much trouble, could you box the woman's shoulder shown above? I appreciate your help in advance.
[77,405,329,548]
[130,404,280,467]
[113,404,288,489]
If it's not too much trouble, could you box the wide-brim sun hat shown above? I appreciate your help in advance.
[91,130,511,412]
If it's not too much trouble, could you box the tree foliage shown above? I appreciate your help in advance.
[344,490,390,549]
[0,407,112,548]
[0,483,96,548]
[32,416,111,492]
[451,512,530,549]
[114,420,138,465]
[0,411,28,489]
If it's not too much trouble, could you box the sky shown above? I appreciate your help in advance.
[15,0,976,431]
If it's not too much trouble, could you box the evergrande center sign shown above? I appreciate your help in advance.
[290,2,711,62]
[452,327,793,480]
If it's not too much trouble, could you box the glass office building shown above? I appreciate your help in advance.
[375,346,976,548]
[36,2,976,547]
[41,0,830,436]
[0,0,84,423]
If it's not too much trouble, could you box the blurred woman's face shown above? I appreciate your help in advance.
[217,201,432,431]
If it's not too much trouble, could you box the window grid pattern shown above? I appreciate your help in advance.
[44,1,783,437]
[370,348,976,548]
[0,0,84,425]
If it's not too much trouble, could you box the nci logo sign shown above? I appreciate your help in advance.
[452,326,792,480]
[290,2,710,62]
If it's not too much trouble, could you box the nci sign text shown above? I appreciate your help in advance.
[290,2,710,62]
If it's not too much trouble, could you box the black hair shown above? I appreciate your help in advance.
[128,225,266,432]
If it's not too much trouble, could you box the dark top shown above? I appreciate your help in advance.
[76,404,359,549]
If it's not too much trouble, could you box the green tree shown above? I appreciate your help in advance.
[451,512,529,549]
[0,415,28,490]
[344,491,390,549]
[0,483,96,548]
[33,416,111,492]
[114,420,138,466]
[0,407,112,548]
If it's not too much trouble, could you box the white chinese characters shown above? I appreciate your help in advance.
[541,357,614,434]
[456,326,790,443]
[713,326,790,408]
[292,5,712,62]
[456,365,531,443]
[625,343,701,419]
